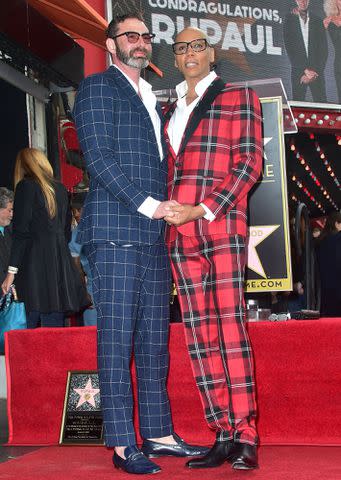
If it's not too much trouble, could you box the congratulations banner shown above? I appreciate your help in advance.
[109,0,340,105]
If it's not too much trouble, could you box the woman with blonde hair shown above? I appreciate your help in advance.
[324,0,341,102]
[1,148,88,328]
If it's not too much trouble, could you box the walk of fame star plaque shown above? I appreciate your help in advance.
[245,96,292,292]
[59,370,104,445]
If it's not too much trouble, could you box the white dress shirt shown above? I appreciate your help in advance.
[167,70,217,156]
[167,71,218,222]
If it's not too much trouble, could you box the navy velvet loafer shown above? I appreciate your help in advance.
[141,432,209,458]
[113,445,161,474]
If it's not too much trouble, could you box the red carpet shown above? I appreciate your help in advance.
[4,319,341,446]
[0,445,341,480]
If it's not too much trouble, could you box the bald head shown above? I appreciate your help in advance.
[175,27,209,43]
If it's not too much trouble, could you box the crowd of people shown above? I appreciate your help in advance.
[0,9,340,476]
[1,149,89,328]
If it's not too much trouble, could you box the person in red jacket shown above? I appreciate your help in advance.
[164,27,263,470]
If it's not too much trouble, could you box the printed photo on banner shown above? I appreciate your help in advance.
[108,0,341,105]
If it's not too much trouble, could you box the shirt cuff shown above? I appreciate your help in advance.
[200,203,215,222]
[138,197,161,219]
[8,266,18,274]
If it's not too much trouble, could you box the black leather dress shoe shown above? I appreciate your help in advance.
[228,443,258,470]
[113,445,161,474]
[141,432,209,458]
[186,439,234,468]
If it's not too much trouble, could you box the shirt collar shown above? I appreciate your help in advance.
[299,11,309,24]
[175,71,218,101]
[113,64,153,95]
[0,226,4,235]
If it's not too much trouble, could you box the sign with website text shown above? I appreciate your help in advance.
[245,97,292,292]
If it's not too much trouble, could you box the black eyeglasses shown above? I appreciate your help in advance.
[112,31,155,44]
[172,38,210,55]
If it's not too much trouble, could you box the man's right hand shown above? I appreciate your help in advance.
[300,69,318,84]
[153,200,181,219]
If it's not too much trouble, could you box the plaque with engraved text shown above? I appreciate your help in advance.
[59,371,104,445]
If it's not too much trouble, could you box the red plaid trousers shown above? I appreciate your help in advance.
[169,231,258,445]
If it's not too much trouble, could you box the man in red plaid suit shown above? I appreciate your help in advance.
[164,27,263,470]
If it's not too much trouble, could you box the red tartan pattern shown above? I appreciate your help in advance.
[169,233,258,444]
[165,82,263,240]
[165,79,262,444]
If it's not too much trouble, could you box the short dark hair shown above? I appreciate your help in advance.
[106,12,145,39]
[0,187,14,209]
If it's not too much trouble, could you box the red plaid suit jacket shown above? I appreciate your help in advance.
[164,77,263,240]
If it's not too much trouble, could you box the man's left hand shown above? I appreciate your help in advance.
[165,204,205,226]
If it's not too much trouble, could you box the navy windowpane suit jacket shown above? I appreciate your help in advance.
[73,66,168,246]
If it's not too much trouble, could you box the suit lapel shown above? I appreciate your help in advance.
[109,66,154,129]
[294,15,307,58]
[178,77,226,155]
[109,66,167,163]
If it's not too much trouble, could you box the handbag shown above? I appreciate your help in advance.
[0,285,27,354]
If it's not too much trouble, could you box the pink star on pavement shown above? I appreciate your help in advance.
[74,378,100,408]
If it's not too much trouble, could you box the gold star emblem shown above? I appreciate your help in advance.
[247,225,280,278]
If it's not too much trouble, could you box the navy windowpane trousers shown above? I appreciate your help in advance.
[85,241,173,446]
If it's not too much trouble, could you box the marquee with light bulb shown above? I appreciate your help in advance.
[285,104,341,218]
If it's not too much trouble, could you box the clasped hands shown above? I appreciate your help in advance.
[300,68,318,85]
[153,200,205,226]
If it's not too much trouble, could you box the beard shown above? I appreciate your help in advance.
[115,45,151,69]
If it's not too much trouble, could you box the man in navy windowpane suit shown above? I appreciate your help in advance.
[73,12,208,475]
